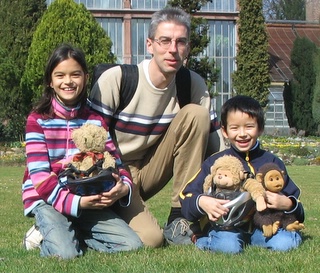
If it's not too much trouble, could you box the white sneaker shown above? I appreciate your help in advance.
[23,225,43,250]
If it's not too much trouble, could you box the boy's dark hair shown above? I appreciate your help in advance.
[221,95,265,132]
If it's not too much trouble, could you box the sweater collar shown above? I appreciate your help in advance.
[52,96,80,120]
[230,140,261,160]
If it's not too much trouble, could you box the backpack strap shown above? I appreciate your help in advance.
[118,64,139,111]
[91,63,139,112]
[176,66,191,108]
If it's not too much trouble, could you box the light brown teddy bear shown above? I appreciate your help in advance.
[70,123,116,177]
[203,155,267,212]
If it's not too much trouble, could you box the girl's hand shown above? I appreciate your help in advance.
[199,195,230,222]
[266,191,293,210]
[79,194,106,209]
[99,173,129,207]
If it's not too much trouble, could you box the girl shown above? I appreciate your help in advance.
[22,44,142,259]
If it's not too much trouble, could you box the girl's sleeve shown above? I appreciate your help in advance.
[25,115,81,217]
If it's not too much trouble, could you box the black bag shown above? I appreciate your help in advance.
[59,159,118,196]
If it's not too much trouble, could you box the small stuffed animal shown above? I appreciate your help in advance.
[59,123,118,196]
[70,123,116,177]
[203,155,267,211]
[253,162,305,237]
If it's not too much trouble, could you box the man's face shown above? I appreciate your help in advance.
[146,22,190,76]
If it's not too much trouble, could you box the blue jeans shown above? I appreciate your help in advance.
[195,228,302,254]
[196,229,247,254]
[32,203,143,259]
[250,228,302,251]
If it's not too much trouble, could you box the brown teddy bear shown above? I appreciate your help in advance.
[203,155,267,212]
[60,123,118,196]
[253,162,305,237]
[70,123,116,177]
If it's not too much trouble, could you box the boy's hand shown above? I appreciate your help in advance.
[266,191,293,211]
[199,195,230,222]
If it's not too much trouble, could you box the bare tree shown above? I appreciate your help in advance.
[263,0,306,20]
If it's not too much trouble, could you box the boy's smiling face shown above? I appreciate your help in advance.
[222,110,263,152]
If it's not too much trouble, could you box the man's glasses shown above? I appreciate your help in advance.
[152,37,189,50]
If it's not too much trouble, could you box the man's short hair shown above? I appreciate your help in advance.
[148,7,191,39]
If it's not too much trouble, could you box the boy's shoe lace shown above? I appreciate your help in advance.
[23,225,43,250]
[163,217,193,245]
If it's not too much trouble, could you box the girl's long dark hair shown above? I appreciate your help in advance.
[33,44,89,116]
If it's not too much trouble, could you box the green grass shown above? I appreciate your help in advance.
[0,166,319,273]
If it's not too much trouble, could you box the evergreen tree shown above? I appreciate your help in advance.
[290,37,317,135]
[168,0,219,94]
[232,0,270,107]
[282,81,294,127]
[311,50,320,134]
[0,0,46,141]
[21,0,115,108]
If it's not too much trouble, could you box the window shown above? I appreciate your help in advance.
[46,0,121,9]
[206,20,236,113]
[131,19,151,64]
[201,0,236,12]
[96,18,123,63]
[131,0,167,9]
[265,88,289,134]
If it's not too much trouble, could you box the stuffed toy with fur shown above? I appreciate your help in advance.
[70,123,116,177]
[58,123,118,196]
[253,162,305,237]
[203,155,267,211]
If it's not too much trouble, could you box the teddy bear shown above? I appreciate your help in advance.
[203,155,267,212]
[61,123,118,195]
[70,123,116,176]
[253,162,305,237]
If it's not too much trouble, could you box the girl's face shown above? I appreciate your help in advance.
[50,58,88,107]
[222,110,262,152]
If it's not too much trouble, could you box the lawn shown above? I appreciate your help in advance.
[0,165,319,273]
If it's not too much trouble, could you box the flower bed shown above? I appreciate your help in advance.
[260,135,320,166]
[1,137,320,166]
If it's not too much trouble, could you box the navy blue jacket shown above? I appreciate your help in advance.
[180,141,304,223]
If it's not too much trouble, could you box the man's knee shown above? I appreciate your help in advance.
[138,229,164,248]
[180,104,210,122]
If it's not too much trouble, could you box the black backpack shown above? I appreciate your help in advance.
[91,63,191,111]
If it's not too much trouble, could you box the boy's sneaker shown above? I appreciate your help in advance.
[23,225,43,250]
[163,218,193,245]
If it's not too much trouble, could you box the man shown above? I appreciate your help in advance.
[89,7,224,247]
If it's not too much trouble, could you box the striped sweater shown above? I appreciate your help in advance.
[22,98,132,217]
[89,60,220,162]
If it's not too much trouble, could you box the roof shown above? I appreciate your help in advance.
[267,22,320,83]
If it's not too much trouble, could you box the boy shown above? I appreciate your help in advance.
[180,95,304,253]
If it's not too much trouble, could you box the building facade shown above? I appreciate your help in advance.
[47,0,238,117]
[47,0,301,135]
